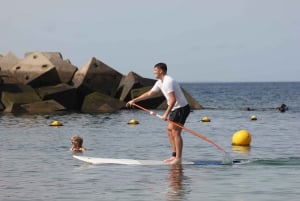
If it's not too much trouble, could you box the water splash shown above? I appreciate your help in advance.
[222,152,233,165]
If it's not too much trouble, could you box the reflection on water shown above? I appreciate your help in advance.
[232,145,251,156]
[167,164,189,201]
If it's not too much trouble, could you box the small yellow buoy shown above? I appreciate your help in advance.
[127,119,139,125]
[50,120,63,126]
[250,115,257,121]
[232,129,251,146]
[201,116,211,122]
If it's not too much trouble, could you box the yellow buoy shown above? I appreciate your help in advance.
[49,120,63,126]
[232,129,251,146]
[128,119,139,125]
[201,116,211,122]
[250,115,257,121]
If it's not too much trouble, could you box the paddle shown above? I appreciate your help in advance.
[132,103,232,163]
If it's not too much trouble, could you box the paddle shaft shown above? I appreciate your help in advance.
[133,103,226,154]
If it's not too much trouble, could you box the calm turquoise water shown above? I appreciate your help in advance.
[1,82,300,201]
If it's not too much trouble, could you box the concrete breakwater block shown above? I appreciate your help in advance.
[49,56,77,84]
[20,99,65,113]
[117,71,155,101]
[81,92,125,113]
[72,57,123,97]
[182,88,203,109]
[24,51,63,60]
[0,52,20,72]
[24,51,78,84]
[1,85,41,113]
[35,83,79,110]
[10,52,60,87]
[0,52,20,84]
[130,86,165,109]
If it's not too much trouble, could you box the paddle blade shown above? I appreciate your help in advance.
[222,152,233,164]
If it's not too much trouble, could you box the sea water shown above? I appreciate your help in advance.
[1,82,300,201]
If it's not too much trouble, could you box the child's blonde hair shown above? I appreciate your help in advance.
[71,135,83,147]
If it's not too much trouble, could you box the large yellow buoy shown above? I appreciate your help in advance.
[232,130,251,146]
[201,116,211,122]
[128,119,139,125]
[49,120,63,126]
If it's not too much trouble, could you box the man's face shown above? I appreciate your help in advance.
[153,67,163,79]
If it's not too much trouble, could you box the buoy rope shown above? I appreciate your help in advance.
[132,103,227,154]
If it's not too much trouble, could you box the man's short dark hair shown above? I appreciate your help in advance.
[154,63,167,73]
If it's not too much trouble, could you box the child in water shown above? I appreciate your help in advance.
[70,135,86,152]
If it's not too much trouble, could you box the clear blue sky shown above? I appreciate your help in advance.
[1,0,299,82]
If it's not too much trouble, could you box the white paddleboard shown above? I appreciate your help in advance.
[73,155,184,165]
[73,155,249,165]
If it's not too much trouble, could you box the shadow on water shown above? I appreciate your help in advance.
[230,157,300,166]
[249,157,300,166]
[202,106,290,112]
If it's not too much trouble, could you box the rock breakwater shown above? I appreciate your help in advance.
[0,51,202,114]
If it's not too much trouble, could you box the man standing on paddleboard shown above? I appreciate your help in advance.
[126,63,190,165]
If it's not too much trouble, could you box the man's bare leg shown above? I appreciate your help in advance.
[167,128,183,165]
[164,125,176,162]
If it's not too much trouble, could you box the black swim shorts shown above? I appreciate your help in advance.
[169,104,190,125]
